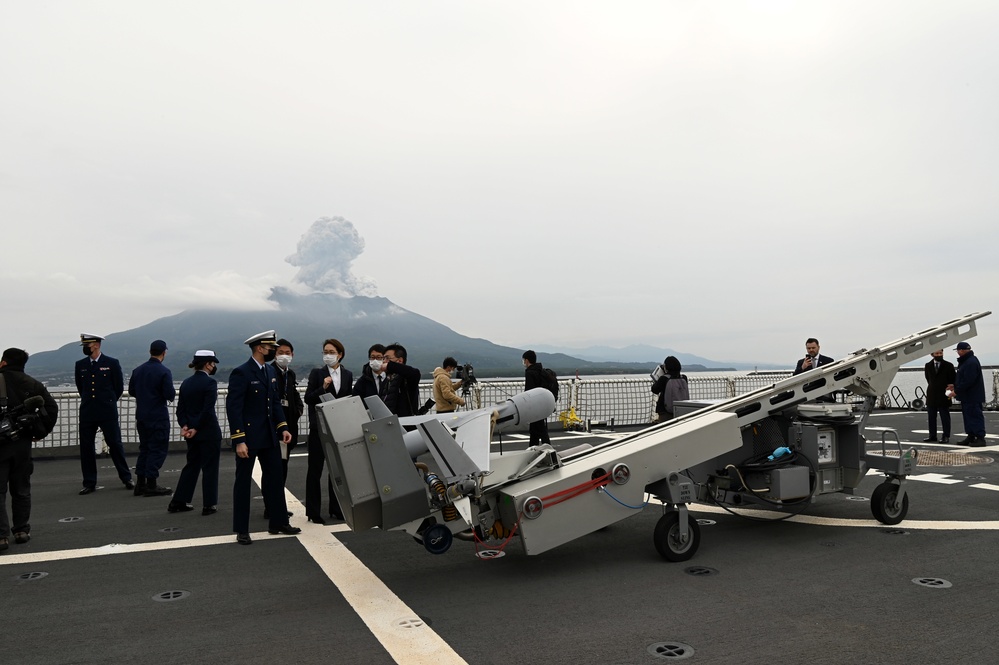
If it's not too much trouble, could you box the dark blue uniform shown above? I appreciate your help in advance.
[75,354,132,489]
[173,370,222,508]
[955,350,986,440]
[226,358,290,534]
[128,358,175,481]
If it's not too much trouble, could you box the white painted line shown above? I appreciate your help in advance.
[969,483,999,492]
[907,473,963,485]
[687,503,999,529]
[267,464,469,665]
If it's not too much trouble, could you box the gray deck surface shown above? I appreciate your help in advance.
[3,411,998,665]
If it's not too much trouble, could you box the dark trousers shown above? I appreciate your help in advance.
[232,444,288,534]
[961,401,986,438]
[305,435,340,519]
[927,406,951,439]
[79,414,132,487]
[0,440,32,538]
[529,419,550,445]
[172,439,221,507]
[135,422,170,479]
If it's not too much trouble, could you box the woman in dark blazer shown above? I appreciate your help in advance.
[303,338,353,523]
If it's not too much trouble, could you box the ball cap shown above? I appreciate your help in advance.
[955,341,972,351]
[192,349,220,363]
[80,333,104,345]
[244,330,279,347]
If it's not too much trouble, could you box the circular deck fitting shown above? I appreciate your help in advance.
[159,527,182,533]
[819,541,839,548]
[845,496,869,502]
[683,566,718,577]
[13,572,48,582]
[152,590,191,602]
[647,641,696,660]
[475,549,505,560]
[882,528,909,536]
[58,517,84,523]
[877,450,993,467]
[964,475,987,481]
[695,519,716,526]
[393,616,426,629]
[912,577,952,589]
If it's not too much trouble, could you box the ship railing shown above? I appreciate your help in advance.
[31,370,999,450]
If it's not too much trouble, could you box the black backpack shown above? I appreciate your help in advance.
[542,368,560,400]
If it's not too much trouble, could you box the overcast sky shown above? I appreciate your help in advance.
[2,2,996,366]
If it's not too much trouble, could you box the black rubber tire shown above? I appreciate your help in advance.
[422,523,453,555]
[653,511,701,562]
[871,482,909,525]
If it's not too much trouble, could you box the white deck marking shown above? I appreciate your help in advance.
[687,503,999,529]
[969,483,999,492]
[268,467,469,665]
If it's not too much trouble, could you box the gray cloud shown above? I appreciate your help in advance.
[285,217,378,296]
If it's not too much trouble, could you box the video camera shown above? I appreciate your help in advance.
[0,395,45,442]
[457,363,477,391]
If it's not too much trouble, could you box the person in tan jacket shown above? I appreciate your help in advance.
[433,357,465,413]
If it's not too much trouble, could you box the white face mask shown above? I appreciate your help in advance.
[369,359,383,373]
[323,354,340,368]
[274,354,293,369]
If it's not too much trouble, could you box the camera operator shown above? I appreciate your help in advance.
[0,348,58,552]
[433,357,466,414]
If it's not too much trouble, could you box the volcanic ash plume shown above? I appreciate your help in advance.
[285,216,378,296]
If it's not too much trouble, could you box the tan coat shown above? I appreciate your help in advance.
[433,367,465,412]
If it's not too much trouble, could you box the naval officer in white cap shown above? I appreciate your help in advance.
[226,331,300,544]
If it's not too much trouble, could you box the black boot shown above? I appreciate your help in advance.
[144,479,173,496]
[134,477,146,496]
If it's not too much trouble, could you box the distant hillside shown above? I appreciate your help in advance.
[25,289,773,385]
[530,343,785,371]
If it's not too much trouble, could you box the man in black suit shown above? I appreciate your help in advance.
[923,349,956,443]
[226,330,300,545]
[304,338,353,523]
[793,338,835,375]
[351,344,387,400]
[272,338,304,484]
[382,343,422,417]
[171,350,223,515]
[74,334,134,494]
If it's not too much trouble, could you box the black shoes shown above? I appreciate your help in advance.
[144,483,173,497]
[958,436,980,446]
[0,538,7,552]
[267,525,302,536]
[922,437,937,442]
[307,515,327,525]
[79,486,97,495]
[14,532,30,544]
[167,502,194,513]
[236,533,253,545]
[941,436,950,444]
[202,506,218,516]
[124,480,135,490]
[134,478,146,496]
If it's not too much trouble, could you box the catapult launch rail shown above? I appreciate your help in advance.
[316,312,990,561]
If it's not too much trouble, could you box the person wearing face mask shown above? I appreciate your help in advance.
[351,344,387,400]
[272,338,304,487]
[304,338,354,523]
[227,330,299,545]
[381,343,422,417]
[170,350,223,515]
[74,334,134,495]
[922,349,956,443]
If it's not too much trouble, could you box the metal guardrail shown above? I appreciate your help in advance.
[33,370,999,451]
